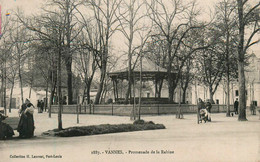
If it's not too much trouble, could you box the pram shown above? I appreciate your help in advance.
[199,109,208,123]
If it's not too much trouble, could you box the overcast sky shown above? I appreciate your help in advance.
[0,0,259,57]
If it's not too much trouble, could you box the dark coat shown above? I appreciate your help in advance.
[17,104,35,138]
[234,101,239,109]
[197,101,205,111]
[0,114,14,140]
[206,102,212,113]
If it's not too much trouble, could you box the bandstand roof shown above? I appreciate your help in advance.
[108,57,176,80]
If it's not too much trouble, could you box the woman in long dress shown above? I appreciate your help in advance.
[17,99,35,138]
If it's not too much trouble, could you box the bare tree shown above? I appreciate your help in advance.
[236,0,260,121]
[180,57,194,104]
[18,11,67,129]
[73,26,98,104]
[116,0,147,104]
[146,0,202,103]
[9,15,32,107]
[197,45,225,103]
[44,0,83,105]
[212,0,239,116]
[31,41,57,116]
[145,35,167,98]
[85,0,122,104]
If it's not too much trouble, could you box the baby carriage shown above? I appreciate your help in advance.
[199,109,208,123]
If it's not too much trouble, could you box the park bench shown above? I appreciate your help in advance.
[2,117,20,130]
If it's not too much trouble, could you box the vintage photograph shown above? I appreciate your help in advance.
[0,0,259,161]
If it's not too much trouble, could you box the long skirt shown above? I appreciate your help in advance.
[17,113,35,138]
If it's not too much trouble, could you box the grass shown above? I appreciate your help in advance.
[42,120,165,137]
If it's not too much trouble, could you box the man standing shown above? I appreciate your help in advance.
[234,98,239,114]
[40,100,44,113]
[37,100,41,113]
[206,99,212,122]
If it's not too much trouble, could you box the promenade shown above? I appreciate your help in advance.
[0,109,259,162]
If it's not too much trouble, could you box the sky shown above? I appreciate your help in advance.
[0,0,259,58]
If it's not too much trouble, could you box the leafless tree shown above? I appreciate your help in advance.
[146,0,203,103]
[236,0,259,121]
[213,0,239,116]
[85,0,122,104]
[73,25,98,104]
[116,0,147,104]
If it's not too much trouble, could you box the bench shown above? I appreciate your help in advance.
[2,117,20,130]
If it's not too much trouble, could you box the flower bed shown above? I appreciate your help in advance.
[42,120,165,137]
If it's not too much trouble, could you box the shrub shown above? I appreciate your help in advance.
[43,122,165,137]
[133,119,145,125]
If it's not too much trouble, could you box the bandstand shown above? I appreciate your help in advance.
[108,57,176,104]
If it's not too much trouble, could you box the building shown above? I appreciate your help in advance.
[6,86,50,109]
[189,55,260,107]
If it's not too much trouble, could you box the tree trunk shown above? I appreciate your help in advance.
[168,77,174,103]
[226,77,231,117]
[182,76,190,104]
[45,77,49,112]
[158,79,163,98]
[58,50,63,130]
[9,79,15,112]
[3,64,6,115]
[225,2,231,117]
[86,84,91,104]
[125,24,134,104]
[66,60,73,104]
[49,82,56,116]
[237,0,247,121]
[125,81,131,104]
[237,60,247,121]
[182,87,187,104]
[19,60,24,105]
[95,65,106,104]
[101,88,107,102]
[49,66,57,118]
[209,86,214,103]
[167,40,174,103]
[1,69,3,107]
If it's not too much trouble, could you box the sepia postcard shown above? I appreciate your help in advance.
[0,0,259,162]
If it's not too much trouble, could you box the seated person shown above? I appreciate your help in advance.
[0,112,15,140]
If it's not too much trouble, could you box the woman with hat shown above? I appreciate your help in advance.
[17,99,35,138]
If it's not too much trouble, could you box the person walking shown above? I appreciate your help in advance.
[234,98,239,114]
[17,99,35,138]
